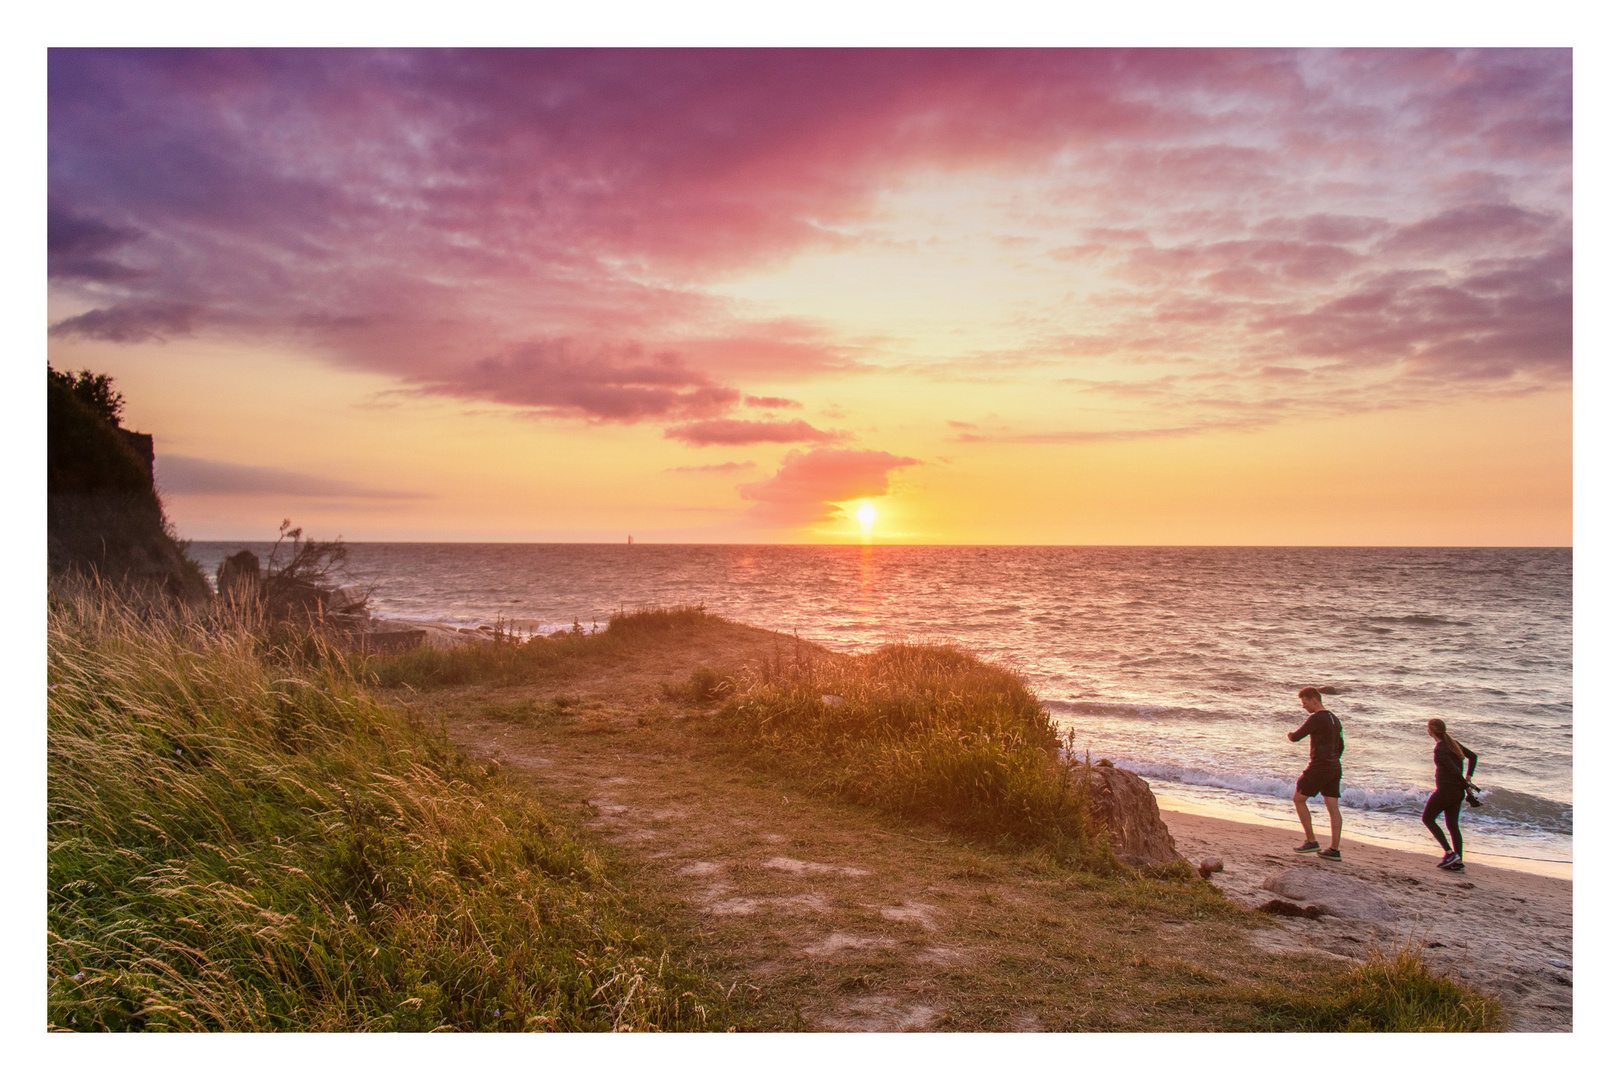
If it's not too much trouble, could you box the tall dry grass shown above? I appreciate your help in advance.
[363,605,719,689]
[701,642,1114,865]
[47,584,732,1031]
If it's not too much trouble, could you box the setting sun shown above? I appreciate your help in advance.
[856,501,878,530]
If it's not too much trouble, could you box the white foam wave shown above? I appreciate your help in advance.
[1090,756,1570,831]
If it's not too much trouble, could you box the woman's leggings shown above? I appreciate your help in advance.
[1422,789,1464,855]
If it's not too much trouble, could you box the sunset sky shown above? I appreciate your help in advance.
[45,48,1572,545]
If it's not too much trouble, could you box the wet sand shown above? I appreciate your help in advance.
[1162,808,1573,1031]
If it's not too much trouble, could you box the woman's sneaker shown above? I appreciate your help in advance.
[1438,852,1459,868]
[1293,841,1321,854]
[1442,859,1465,872]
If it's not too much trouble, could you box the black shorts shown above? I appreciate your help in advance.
[1296,762,1342,799]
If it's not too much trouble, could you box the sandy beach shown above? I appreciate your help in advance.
[1161,809,1573,1031]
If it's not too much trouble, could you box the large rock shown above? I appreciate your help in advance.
[1079,764,1185,868]
[216,550,261,604]
[1262,867,1395,922]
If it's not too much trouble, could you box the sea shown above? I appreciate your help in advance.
[189,542,1573,877]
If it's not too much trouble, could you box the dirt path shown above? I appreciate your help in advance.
[386,623,1482,1031]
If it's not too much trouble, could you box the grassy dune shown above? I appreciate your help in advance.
[364,605,715,690]
[683,643,1115,864]
[46,587,733,1031]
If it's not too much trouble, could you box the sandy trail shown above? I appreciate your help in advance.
[1163,810,1572,1031]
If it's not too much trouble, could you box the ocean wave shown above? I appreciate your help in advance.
[1097,757,1572,834]
[1364,614,1471,627]
[1047,700,1219,722]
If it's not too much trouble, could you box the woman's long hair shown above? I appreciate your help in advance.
[1427,718,1465,761]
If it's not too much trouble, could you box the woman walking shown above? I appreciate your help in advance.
[1422,718,1478,871]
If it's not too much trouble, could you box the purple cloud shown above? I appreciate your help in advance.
[46,48,1570,434]
[157,455,426,499]
[50,302,201,343]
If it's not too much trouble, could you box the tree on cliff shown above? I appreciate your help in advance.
[47,366,208,603]
[49,366,126,427]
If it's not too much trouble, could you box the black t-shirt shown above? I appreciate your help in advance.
[1434,742,1477,792]
[1291,710,1344,766]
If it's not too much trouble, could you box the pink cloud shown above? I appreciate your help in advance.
[739,448,920,525]
[663,418,842,446]
[427,339,740,422]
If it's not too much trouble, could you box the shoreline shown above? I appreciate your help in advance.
[361,607,1574,880]
[1160,807,1572,1031]
[1153,792,1573,881]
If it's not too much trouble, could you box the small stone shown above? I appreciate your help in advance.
[1198,857,1224,879]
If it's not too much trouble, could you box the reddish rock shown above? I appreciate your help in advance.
[1076,763,1185,868]
[1198,857,1224,879]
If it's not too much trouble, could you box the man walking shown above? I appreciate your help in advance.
[1289,687,1344,861]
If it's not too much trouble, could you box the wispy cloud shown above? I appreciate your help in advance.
[156,455,427,499]
[665,461,755,474]
[663,418,843,446]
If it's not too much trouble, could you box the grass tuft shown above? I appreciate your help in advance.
[707,642,1115,867]
[1260,945,1503,1032]
[47,585,732,1031]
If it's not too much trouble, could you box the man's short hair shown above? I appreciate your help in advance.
[1299,687,1322,702]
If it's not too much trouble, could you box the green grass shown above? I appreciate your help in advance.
[1259,946,1504,1031]
[47,586,735,1031]
[695,642,1115,867]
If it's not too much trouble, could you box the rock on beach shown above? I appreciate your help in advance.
[1261,866,1395,922]
[1081,764,1185,868]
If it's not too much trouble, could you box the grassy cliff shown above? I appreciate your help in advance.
[47,585,734,1031]
[47,368,208,602]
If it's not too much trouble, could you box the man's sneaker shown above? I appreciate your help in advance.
[1438,852,1459,868]
[1293,841,1321,854]
[1318,848,1343,861]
